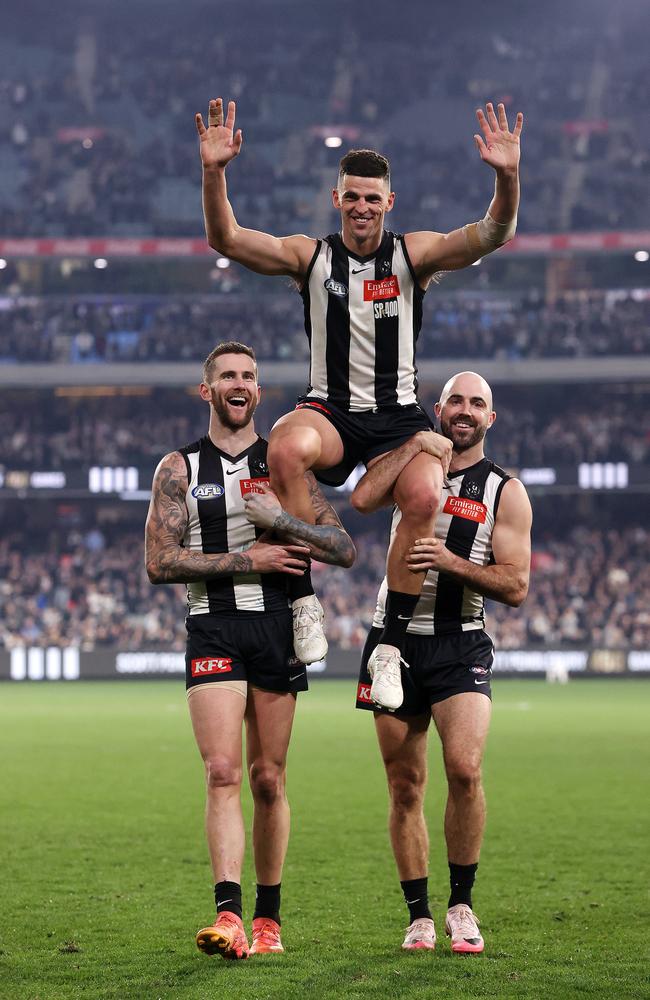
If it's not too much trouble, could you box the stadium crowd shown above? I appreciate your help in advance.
[1,383,647,471]
[0,2,647,236]
[1,510,648,653]
[1,291,648,365]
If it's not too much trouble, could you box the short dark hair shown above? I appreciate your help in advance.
[203,341,257,382]
[338,149,391,187]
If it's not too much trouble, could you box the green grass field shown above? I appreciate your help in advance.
[1,679,648,1000]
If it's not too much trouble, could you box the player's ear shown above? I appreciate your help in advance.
[332,187,341,209]
[385,191,395,212]
[487,410,496,428]
[433,401,442,419]
[199,381,211,402]
[256,385,262,404]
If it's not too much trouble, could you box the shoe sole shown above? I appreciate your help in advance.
[250,943,284,954]
[402,942,436,951]
[196,927,248,960]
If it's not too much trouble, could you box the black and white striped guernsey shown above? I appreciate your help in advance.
[179,435,289,616]
[300,230,424,411]
[373,458,511,635]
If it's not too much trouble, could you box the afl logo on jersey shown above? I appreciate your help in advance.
[324,278,348,297]
[192,483,225,500]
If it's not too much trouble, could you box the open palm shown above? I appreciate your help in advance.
[195,97,243,168]
[474,102,523,171]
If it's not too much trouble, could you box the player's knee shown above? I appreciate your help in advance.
[249,761,286,806]
[204,754,242,791]
[268,429,320,482]
[397,481,440,523]
[387,764,425,813]
[445,757,482,795]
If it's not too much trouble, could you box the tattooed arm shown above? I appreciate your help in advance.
[244,474,356,568]
[145,452,309,584]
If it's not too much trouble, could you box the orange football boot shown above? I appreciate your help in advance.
[249,917,284,954]
[196,911,249,960]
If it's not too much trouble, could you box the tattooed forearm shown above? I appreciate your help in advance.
[145,451,255,583]
[148,547,254,584]
[272,510,356,567]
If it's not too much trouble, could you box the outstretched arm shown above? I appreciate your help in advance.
[145,452,309,583]
[244,476,356,568]
[351,431,453,514]
[406,478,532,606]
[196,97,316,279]
[406,101,522,284]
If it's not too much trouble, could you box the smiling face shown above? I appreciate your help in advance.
[436,372,495,453]
[333,174,395,250]
[200,352,260,431]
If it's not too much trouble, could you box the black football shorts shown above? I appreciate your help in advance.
[356,626,494,715]
[185,610,309,694]
[295,396,433,486]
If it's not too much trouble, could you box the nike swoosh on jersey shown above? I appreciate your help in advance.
[474,679,490,685]
[225,467,246,475]
[351,266,372,274]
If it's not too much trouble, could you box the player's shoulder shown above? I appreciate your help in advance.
[494,474,531,521]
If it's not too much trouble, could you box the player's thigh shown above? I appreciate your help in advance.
[188,683,247,766]
[270,408,345,470]
[244,685,297,771]
[392,451,443,514]
[375,710,430,787]
[431,692,492,775]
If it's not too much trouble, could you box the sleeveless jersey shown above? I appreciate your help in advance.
[373,458,511,635]
[179,435,289,616]
[300,230,424,411]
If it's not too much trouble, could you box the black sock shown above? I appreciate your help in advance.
[289,563,314,601]
[214,880,242,919]
[400,877,432,922]
[253,882,281,924]
[379,590,420,648]
[448,862,478,908]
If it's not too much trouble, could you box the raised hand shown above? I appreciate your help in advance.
[474,102,523,173]
[195,97,243,169]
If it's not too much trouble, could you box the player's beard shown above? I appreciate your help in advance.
[440,414,487,452]
[211,390,258,431]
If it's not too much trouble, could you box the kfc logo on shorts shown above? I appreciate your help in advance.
[240,477,270,497]
[357,682,373,704]
[443,496,487,523]
[363,275,400,301]
[191,657,233,677]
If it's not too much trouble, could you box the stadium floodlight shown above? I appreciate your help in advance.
[633,250,649,262]
[216,257,230,269]
[93,258,108,269]
[324,136,343,148]
[0,258,7,269]
[82,137,94,149]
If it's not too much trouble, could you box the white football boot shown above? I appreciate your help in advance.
[367,643,407,710]
[292,595,328,664]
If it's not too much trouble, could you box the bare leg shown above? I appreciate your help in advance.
[390,452,443,595]
[188,686,247,881]
[431,692,492,863]
[245,686,297,884]
[267,409,345,522]
[375,711,431,878]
